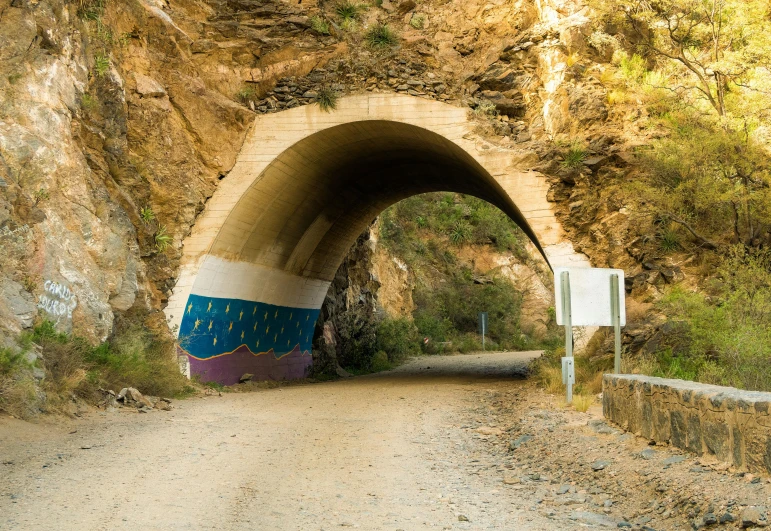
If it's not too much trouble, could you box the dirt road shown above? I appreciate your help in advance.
[1,352,769,530]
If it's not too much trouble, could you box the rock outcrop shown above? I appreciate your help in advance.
[0,0,659,359]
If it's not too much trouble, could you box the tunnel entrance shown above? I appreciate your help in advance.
[167,94,588,384]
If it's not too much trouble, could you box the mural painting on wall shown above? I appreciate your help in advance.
[178,294,318,385]
[37,280,77,320]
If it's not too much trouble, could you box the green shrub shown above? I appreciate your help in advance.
[449,220,471,244]
[78,0,105,20]
[413,276,526,350]
[236,85,256,104]
[316,86,339,112]
[561,145,587,169]
[336,309,378,371]
[80,93,96,110]
[1,318,189,417]
[365,23,397,48]
[657,226,681,252]
[309,15,330,35]
[618,52,647,83]
[336,1,363,22]
[93,54,110,77]
[409,14,425,29]
[86,321,187,397]
[140,206,155,224]
[370,350,392,372]
[651,247,771,390]
[376,317,419,362]
[154,225,173,252]
[473,100,498,117]
[0,347,30,377]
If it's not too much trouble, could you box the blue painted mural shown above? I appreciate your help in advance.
[178,294,319,384]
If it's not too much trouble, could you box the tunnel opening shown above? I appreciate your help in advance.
[311,190,553,377]
[168,95,582,386]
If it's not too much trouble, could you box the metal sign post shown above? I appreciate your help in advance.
[560,271,574,404]
[478,312,488,351]
[554,267,626,404]
[610,274,622,374]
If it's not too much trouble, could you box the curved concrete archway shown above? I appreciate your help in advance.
[167,93,588,384]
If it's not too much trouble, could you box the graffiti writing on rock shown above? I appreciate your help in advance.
[38,280,77,319]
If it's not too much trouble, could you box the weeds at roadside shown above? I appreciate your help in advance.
[572,394,593,412]
[0,317,191,419]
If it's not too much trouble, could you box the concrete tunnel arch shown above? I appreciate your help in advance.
[166,93,589,384]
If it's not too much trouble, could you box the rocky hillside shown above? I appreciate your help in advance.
[2,0,769,387]
[0,0,609,341]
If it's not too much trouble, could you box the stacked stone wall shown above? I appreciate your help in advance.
[603,374,771,475]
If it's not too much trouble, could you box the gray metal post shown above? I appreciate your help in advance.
[561,271,573,404]
[610,274,621,374]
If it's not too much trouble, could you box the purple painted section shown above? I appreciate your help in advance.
[185,345,312,385]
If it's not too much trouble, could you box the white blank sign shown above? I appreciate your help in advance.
[554,267,626,327]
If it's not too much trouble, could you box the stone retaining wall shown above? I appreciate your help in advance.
[603,374,771,475]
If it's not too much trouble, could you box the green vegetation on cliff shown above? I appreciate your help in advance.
[334,193,559,374]
[534,0,771,392]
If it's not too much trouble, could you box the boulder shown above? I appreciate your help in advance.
[134,73,167,98]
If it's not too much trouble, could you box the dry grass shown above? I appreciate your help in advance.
[572,394,593,413]
[0,376,40,418]
[607,89,627,105]
[535,365,564,395]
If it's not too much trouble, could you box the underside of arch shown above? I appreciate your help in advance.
[168,94,588,384]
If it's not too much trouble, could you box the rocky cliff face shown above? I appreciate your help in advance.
[0,0,648,352]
